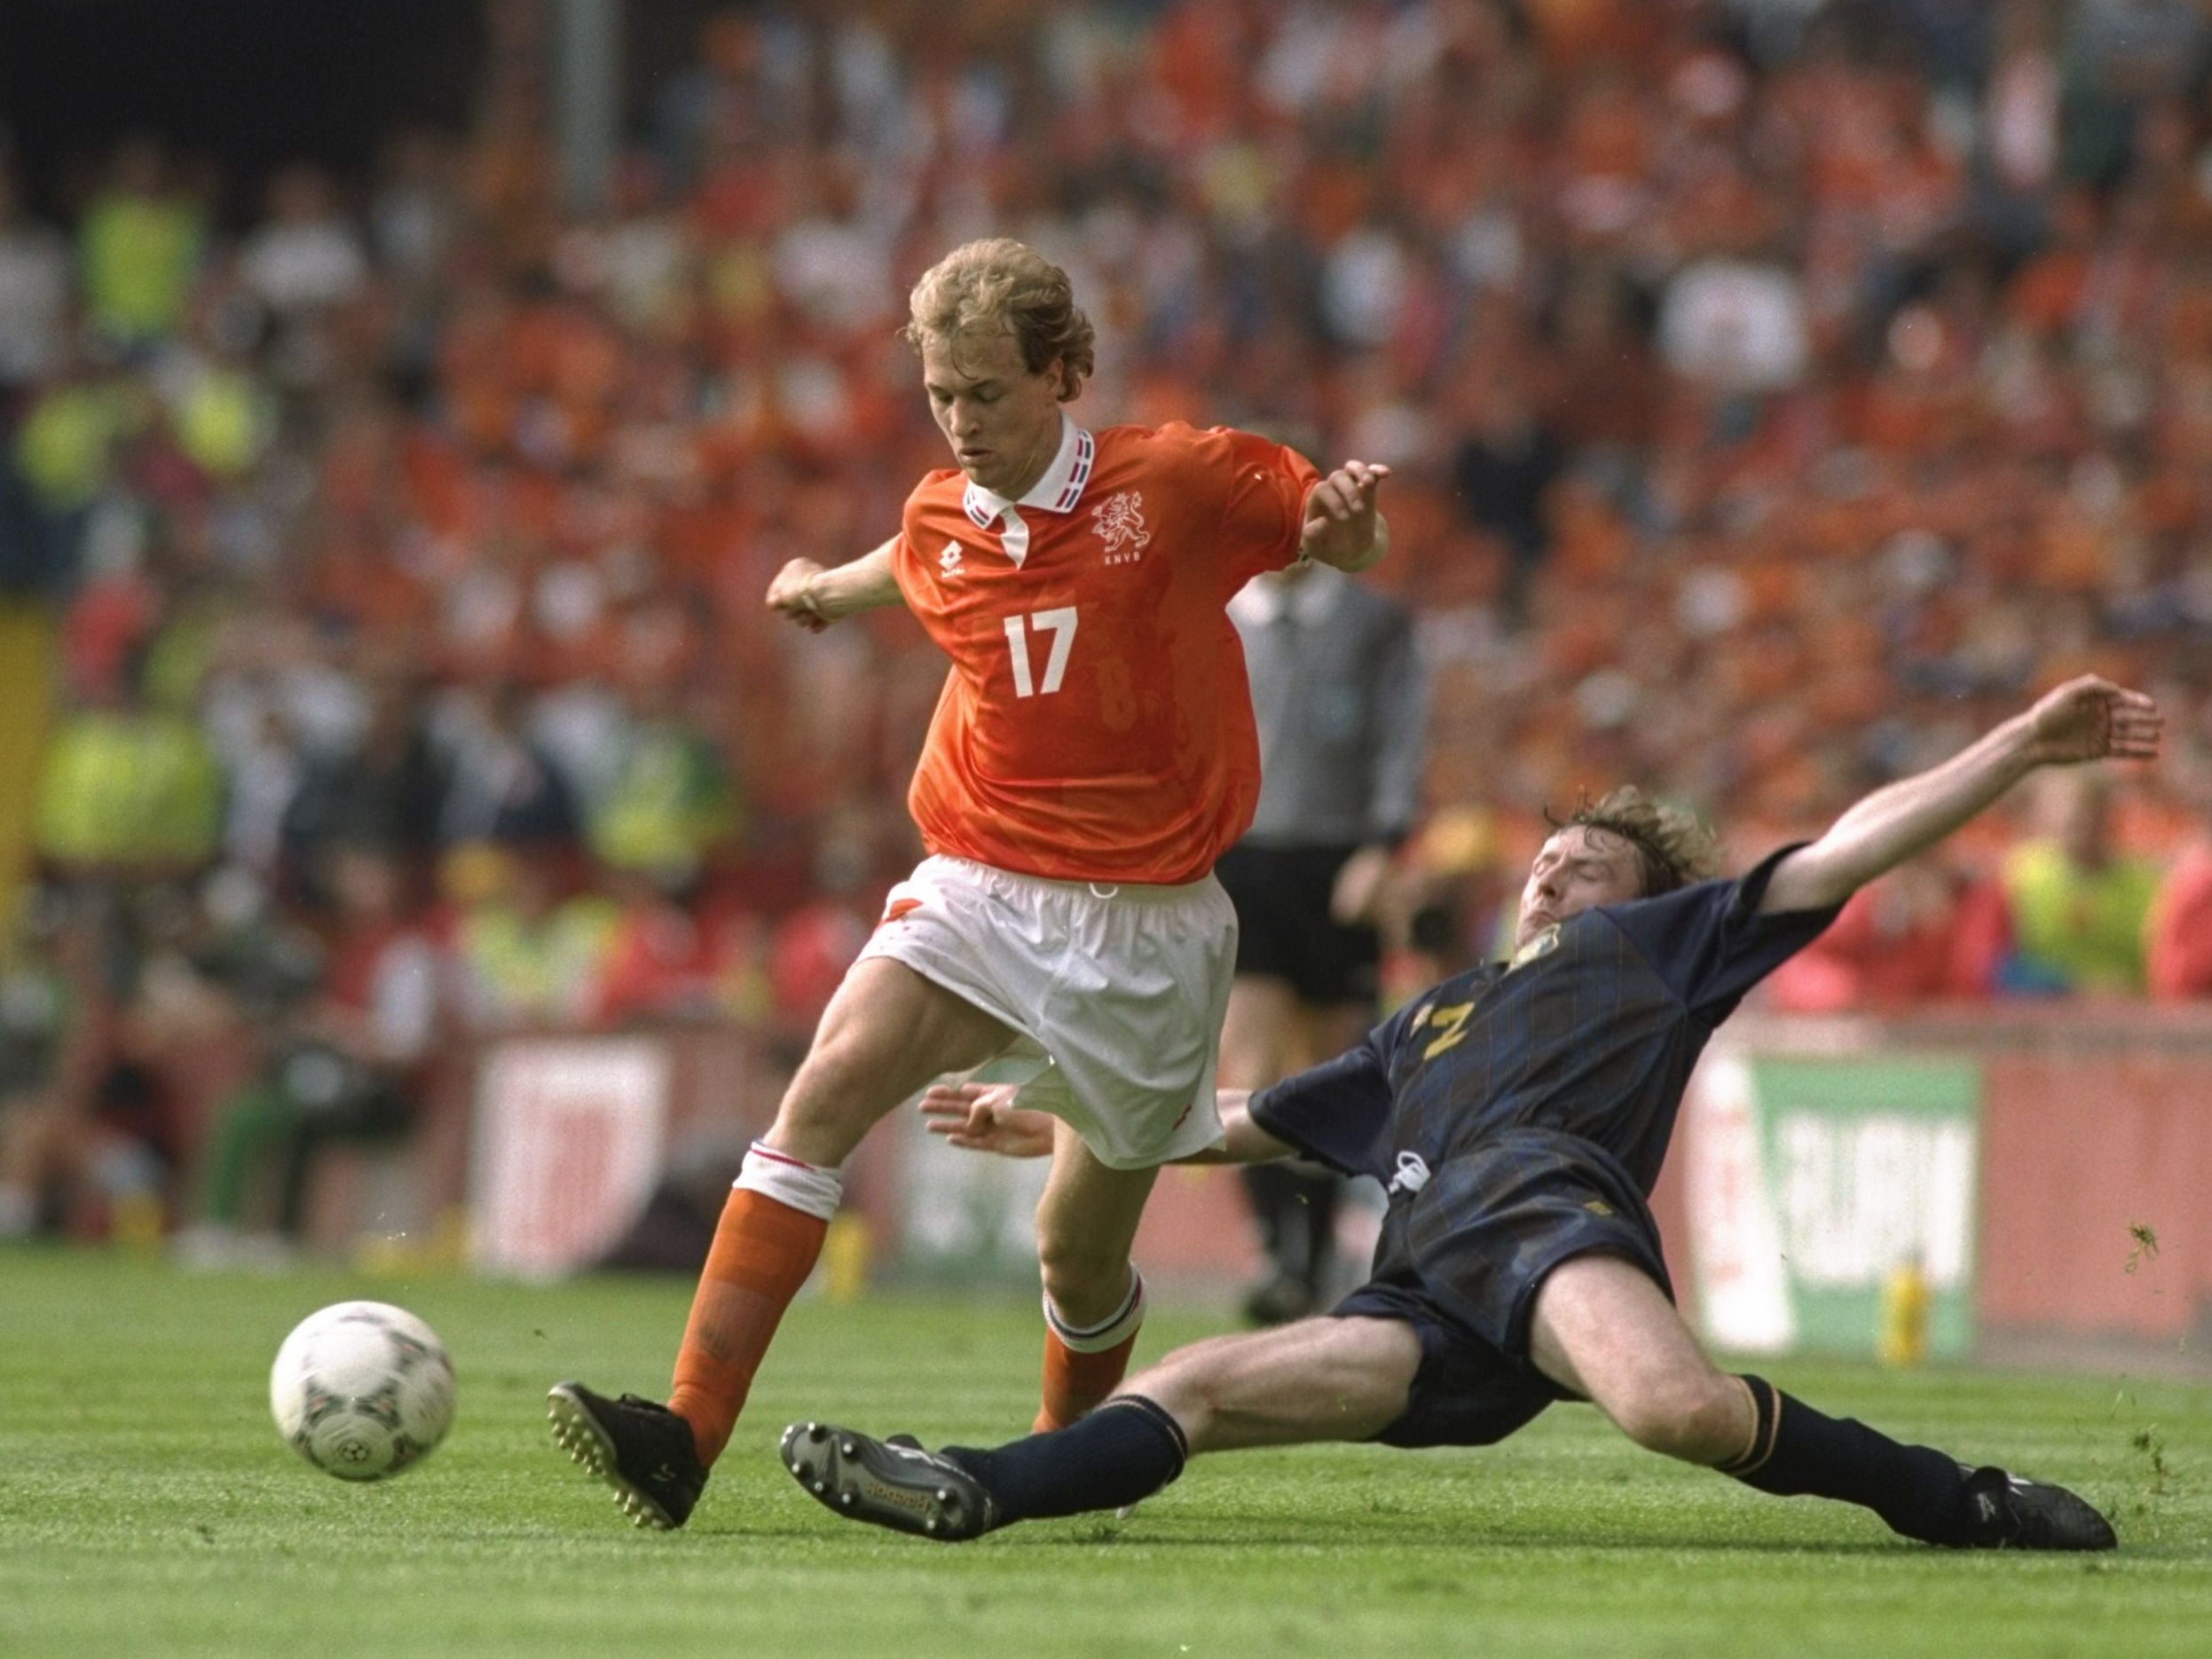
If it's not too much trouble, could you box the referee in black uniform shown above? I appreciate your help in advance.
[1216,558,1425,1324]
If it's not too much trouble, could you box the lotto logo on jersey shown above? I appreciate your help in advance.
[1093,491,1150,564]
[939,541,964,579]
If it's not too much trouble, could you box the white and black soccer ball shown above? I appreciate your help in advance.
[270,1301,456,1481]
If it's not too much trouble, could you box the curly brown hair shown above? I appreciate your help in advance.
[1555,786,1724,897]
[903,239,1096,401]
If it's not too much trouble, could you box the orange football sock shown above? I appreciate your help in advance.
[667,1186,828,1466]
[1034,1329,1141,1434]
[1034,1270,1146,1433]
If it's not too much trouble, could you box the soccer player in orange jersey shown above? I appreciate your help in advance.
[550,238,1391,1529]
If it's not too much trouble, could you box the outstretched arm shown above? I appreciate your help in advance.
[1759,676,2161,916]
[766,538,905,633]
[917,1082,1295,1164]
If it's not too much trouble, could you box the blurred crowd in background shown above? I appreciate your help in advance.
[2,0,2210,1254]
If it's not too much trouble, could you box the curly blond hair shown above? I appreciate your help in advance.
[903,239,1095,401]
[1557,786,1724,897]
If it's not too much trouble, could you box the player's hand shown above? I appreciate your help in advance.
[1329,844,1395,926]
[917,1082,1058,1158]
[1299,460,1390,570]
[767,558,833,632]
[2023,676,2161,767]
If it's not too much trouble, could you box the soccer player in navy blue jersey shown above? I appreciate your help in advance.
[783,676,2159,1551]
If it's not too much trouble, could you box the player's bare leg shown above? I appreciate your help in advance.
[784,1316,1420,1538]
[1299,1000,1378,1078]
[1126,1314,1421,1452]
[768,957,1019,1166]
[1230,987,1362,1327]
[1525,1253,2113,1549]
[552,959,1012,1529]
[1525,1254,1751,1463]
[671,959,1012,1455]
[1223,979,1337,1324]
[1219,977,1298,1088]
[1029,1122,1159,1430]
[1274,998,1372,1303]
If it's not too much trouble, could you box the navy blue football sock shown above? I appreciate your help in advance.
[944,1395,1188,1524]
[1719,1374,1970,1545]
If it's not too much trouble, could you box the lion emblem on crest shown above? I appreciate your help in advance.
[1093,491,1151,564]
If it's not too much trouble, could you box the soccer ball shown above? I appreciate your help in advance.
[270,1301,457,1481]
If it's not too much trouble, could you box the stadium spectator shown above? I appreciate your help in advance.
[366,128,463,289]
[239,163,369,319]
[2145,802,2212,1001]
[1762,857,1985,1011]
[1217,558,1426,1325]
[210,703,306,881]
[1447,368,1565,623]
[585,679,743,891]
[758,805,886,1061]
[34,650,223,880]
[445,840,619,1034]
[793,675,2156,1554]
[1655,253,1810,396]
[0,156,70,397]
[0,891,101,1240]
[432,682,584,851]
[177,841,437,1264]
[72,870,300,1246]
[11,346,146,582]
[547,235,1391,1530]
[158,278,279,482]
[76,139,205,350]
[1962,770,2162,995]
[279,672,444,885]
[590,866,756,1030]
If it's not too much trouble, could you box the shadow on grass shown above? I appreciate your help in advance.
[700,1508,1950,1557]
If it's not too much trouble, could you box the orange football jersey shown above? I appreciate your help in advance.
[893,419,1319,885]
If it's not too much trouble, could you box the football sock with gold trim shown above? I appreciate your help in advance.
[1720,1374,1970,1545]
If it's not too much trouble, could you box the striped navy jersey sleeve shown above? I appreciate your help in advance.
[1247,1005,1413,1183]
[1602,843,1842,1024]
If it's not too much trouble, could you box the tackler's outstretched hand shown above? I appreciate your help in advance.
[1759,674,2163,917]
[1298,460,1391,573]
[2022,675,2163,767]
[917,1081,1057,1158]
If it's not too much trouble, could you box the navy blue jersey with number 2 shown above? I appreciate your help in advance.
[1251,847,1839,1201]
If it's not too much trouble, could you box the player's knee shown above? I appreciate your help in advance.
[1117,1335,1255,1452]
[1036,1237,1135,1318]
[1123,1360,1208,1437]
[1609,1373,1741,1463]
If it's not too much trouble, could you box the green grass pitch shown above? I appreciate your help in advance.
[4,1249,2207,1659]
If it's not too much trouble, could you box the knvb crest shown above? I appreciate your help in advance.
[1093,491,1151,564]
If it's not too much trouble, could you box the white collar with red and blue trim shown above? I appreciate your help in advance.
[961,415,1096,530]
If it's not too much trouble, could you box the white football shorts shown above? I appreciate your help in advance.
[857,854,1237,1169]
